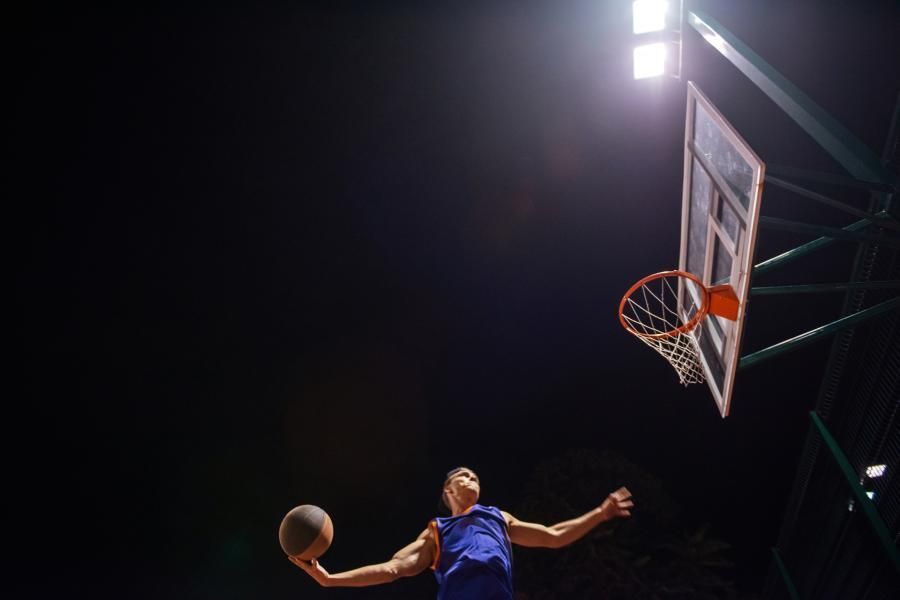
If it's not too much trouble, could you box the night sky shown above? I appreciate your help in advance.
[12,1,899,598]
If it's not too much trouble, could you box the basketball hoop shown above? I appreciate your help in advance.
[618,270,739,386]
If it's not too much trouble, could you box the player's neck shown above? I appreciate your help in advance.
[451,502,476,516]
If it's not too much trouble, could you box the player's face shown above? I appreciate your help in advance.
[445,469,480,507]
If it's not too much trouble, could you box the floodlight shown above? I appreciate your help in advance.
[633,1,668,34]
[865,464,886,478]
[633,43,666,79]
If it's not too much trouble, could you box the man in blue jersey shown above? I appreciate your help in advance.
[291,466,634,599]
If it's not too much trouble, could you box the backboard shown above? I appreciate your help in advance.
[679,81,765,417]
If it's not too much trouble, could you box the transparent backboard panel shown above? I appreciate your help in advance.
[687,159,711,277]
[679,82,765,417]
[712,233,734,285]
[717,195,741,243]
[693,102,755,209]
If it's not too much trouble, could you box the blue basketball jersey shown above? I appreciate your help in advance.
[430,504,514,600]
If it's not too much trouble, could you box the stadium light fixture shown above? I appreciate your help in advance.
[631,0,682,80]
[632,1,668,34]
[633,43,667,79]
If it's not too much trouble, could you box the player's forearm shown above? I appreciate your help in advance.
[324,560,404,587]
[548,506,609,547]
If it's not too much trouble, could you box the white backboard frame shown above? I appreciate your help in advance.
[679,81,765,417]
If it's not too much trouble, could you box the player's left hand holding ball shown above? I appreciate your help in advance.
[290,557,332,587]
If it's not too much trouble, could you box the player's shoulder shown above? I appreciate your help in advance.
[476,505,515,526]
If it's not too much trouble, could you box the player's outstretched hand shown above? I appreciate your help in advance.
[601,486,634,520]
[289,556,332,587]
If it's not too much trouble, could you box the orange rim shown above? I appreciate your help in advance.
[618,270,710,339]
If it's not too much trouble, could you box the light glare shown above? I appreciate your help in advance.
[633,43,667,79]
[865,464,886,478]
[633,1,668,34]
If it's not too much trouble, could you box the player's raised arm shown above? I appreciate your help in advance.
[290,526,436,588]
[503,487,633,549]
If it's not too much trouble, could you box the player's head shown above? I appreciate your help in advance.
[441,467,480,514]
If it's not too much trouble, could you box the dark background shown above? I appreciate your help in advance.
[11,0,898,597]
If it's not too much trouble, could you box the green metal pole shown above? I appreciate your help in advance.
[739,296,900,369]
[687,10,897,188]
[750,281,900,296]
[771,548,802,600]
[758,216,900,248]
[810,412,900,573]
[765,176,900,232]
[753,219,872,275]
[767,164,896,194]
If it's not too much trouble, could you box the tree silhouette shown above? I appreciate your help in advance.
[512,449,751,600]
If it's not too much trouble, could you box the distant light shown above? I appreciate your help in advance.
[633,43,667,79]
[866,491,875,500]
[632,0,668,34]
[865,464,887,478]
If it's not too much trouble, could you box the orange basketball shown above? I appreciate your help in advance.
[278,505,333,560]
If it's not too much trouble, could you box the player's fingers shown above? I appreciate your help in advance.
[290,557,313,573]
[617,486,632,498]
[619,500,634,509]
[620,510,631,518]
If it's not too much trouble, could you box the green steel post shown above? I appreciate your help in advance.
[687,10,897,187]
[758,216,900,248]
[750,281,900,296]
[810,412,900,573]
[771,548,802,600]
[739,296,900,369]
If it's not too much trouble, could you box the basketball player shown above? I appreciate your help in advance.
[291,467,634,599]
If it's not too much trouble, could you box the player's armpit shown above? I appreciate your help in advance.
[390,527,436,577]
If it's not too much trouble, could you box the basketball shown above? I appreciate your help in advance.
[278,505,334,560]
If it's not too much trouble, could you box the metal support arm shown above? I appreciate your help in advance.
[767,164,897,194]
[750,281,900,296]
[739,296,900,369]
[687,10,897,187]
[765,176,900,232]
[753,219,873,275]
[758,216,900,248]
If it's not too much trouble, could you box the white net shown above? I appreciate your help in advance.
[620,273,706,386]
